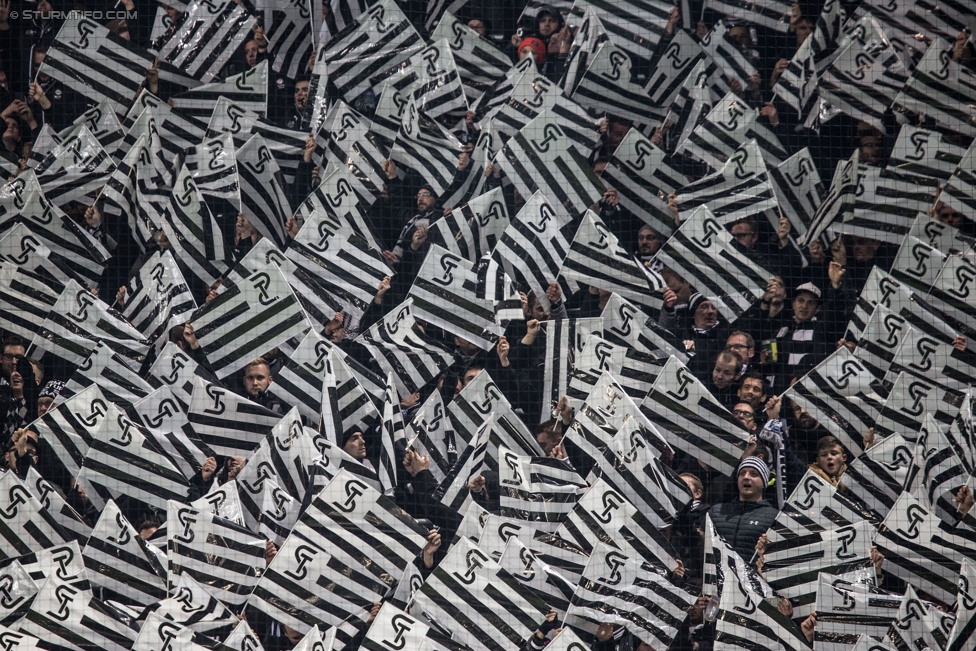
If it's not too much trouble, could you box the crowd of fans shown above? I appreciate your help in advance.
[0,1,972,650]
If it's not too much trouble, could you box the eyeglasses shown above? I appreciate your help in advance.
[417,191,433,198]
[733,409,755,419]
[2,354,23,362]
[732,232,756,239]
[726,344,749,350]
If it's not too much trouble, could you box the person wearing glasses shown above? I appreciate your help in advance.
[0,336,38,447]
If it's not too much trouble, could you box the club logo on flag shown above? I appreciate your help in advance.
[879,314,906,349]
[47,585,77,622]
[51,546,76,580]
[383,614,415,650]
[591,490,623,523]
[905,132,929,161]
[909,338,939,373]
[831,580,856,611]
[33,477,52,509]
[145,399,179,428]
[69,20,99,49]
[422,46,440,75]
[267,487,290,521]
[175,586,204,613]
[513,547,535,581]
[895,504,927,539]
[0,485,30,520]
[431,254,461,287]
[905,243,933,278]
[157,621,181,651]
[66,290,97,323]
[208,141,225,171]
[502,452,522,486]
[796,476,823,510]
[423,403,444,432]
[332,478,368,513]
[948,263,976,299]
[594,342,613,371]
[600,551,628,585]
[160,353,188,385]
[528,204,556,234]
[284,544,318,581]
[601,51,628,82]
[835,526,858,559]
[109,414,135,446]
[691,218,723,248]
[733,580,756,614]
[251,272,279,306]
[827,360,863,390]
[0,574,22,610]
[453,549,489,585]
[716,104,745,131]
[878,277,900,306]
[895,598,925,629]
[335,113,359,142]
[304,341,331,374]
[175,508,197,543]
[881,445,913,471]
[204,385,225,415]
[239,461,274,494]
[108,511,131,546]
[960,576,976,610]
[665,42,690,67]
[665,366,696,401]
[621,431,646,464]
[498,522,522,542]
[531,124,564,154]
[8,235,40,265]
[387,306,410,334]
[729,147,751,180]
[627,140,655,172]
[784,157,816,186]
[473,383,501,415]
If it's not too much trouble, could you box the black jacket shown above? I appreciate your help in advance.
[707,499,778,564]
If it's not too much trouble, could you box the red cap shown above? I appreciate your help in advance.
[518,37,547,64]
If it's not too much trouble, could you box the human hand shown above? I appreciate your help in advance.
[828,260,845,289]
[545,281,562,305]
[201,456,217,481]
[85,204,102,228]
[760,102,778,127]
[602,188,619,208]
[496,336,510,366]
[956,485,974,516]
[422,528,442,568]
[457,152,471,170]
[116,286,127,307]
[410,226,428,251]
[953,334,967,352]
[375,275,392,299]
[285,216,299,239]
[303,133,316,163]
[663,287,677,308]
[264,539,278,566]
[382,158,396,180]
[764,395,781,421]
[468,474,486,493]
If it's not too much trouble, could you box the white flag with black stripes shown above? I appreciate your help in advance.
[186,376,282,458]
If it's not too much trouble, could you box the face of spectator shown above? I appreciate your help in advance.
[454,337,480,357]
[294,80,309,110]
[737,377,765,409]
[725,334,753,363]
[164,6,182,21]
[245,40,259,68]
[538,13,559,37]
[792,291,820,322]
[608,122,629,150]
[693,300,719,330]
[712,356,738,390]
[791,399,818,430]
[38,396,55,417]
[733,403,756,430]
[592,160,607,178]
[467,19,486,36]
[850,236,880,263]
[3,118,19,144]
[139,526,158,540]
[817,445,846,477]
[226,457,246,480]
[243,363,272,397]
[936,203,966,227]
[737,466,764,501]
[795,20,813,47]
[1,345,25,378]
[637,229,662,255]
[729,25,751,49]
[525,297,547,321]
[535,428,561,455]
[730,222,757,250]
[417,188,436,212]
[680,475,702,500]
[343,431,367,459]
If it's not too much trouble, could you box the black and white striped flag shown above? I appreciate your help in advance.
[887,327,976,397]
[0,223,88,290]
[77,400,190,515]
[541,317,605,421]
[943,139,976,217]
[259,1,314,81]
[72,100,125,157]
[132,386,211,481]
[190,263,311,380]
[812,573,901,651]
[316,101,386,201]
[0,558,37,625]
[20,578,138,651]
[391,99,462,197]
[844,166,938,245]
[875,491,976,608]
[773,37,818,120]
[148,342,214,411]
[407,535,548,651]
[82,499,166,607]
[703,514,773,600]
[122,251,196,351]
[841,432,913,522]
[561,211,665,311]
[430,12,509,103]
[948,559,976,651]
[499,111,605,217]
[0,263,61,343]
[713,560,811,651]
[654,206,771,322]
[664,60,713,156]
[640,356,750,476]
[31,279,149,367]
[122,93,208,168]
[567,334,667,403]
[248,468,427,639]
[150,0,256,83]
[559,7,608,96]
[0,472,72,561]
[186,376,282,458]
[446,368,505,447]
[782,347,884,456]
[236,134,291,249]
[407,245,506,351]
[889,125,967,182]
[892,38,976,139]
[24,468,91,545]
[379,373,404,496]
[428,188,510,263]
[704,0,792,31]
[555,476,679,571]
[497,446,587,530]
[164,164,228,289]
[601,293,685,361]
[491,192,572,312]
[404,390,454,483]
[191,478,246,527]
[676,92,787,169]
[817,17,909,132]
[268,331,334,424]
[874,371,960,443]
[699,22,758,93]
[0,172,110,288]
[497,536,577,619]
[567,0,671,67]
[602,128,685,238]
[322,0,424,102]
[403,39,468,126]
[247,118,307,187]
[166,500,265,613]
[61,341,154,414]
[855,302,913,378]
[767,470,878,543]
[355,299,455,396]
[675,139,778,226]
[361,602,461,651]
[97,132,160,252]
[40,17,151,117]
[761,521,874,617]
[886,584,957,651]
[33,125,113,208]
[571,43,663,131]
[768,147,824,239]
[29,385,112,485]
[644,30,706,107]
[904,414,970,522]
[568,542,694,649]
[286,212,392,323]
